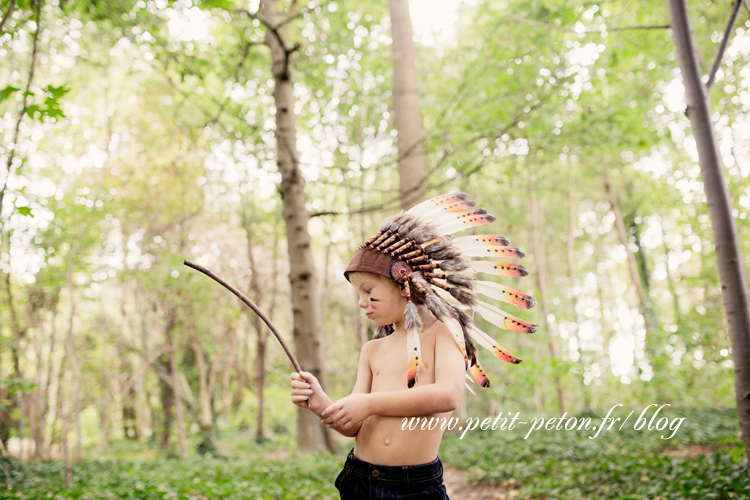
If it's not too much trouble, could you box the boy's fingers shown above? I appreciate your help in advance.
[320,402,339,418]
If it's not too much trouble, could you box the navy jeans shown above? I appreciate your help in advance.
[335,449,449,500]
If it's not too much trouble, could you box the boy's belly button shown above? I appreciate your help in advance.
[384,434,391,446]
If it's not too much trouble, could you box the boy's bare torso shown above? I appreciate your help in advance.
[354,318,452,466]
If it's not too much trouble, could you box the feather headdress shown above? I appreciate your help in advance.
[344,192,538,389]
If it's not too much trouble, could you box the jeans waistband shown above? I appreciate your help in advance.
[344,449,443,484]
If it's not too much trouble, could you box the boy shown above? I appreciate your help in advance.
[291,193,537,500]
[291,269,464,499]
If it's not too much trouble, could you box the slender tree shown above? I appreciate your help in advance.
[389,0,426,210]
[254,0,334,453]
[666,0,750,462]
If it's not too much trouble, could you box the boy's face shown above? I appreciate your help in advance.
[354,274,408,327]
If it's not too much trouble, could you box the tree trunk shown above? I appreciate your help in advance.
[35,309,56,460]
[61,370,72,486]
[221,327,237,415]
[660,224,683,328]
[165,309,188,458]
[602,163,662,384]
[667,0,750,463]
[389,0,427,210]
[566,167,591,413]
[260,0,334,453]
[64,282,83,463]
[48,340,67,458]
[191,336,218,454]
[136,290,149,444]
[158,352,173,450]
[5,267,27,456]
[94,388,112,458]
[529,163,565,414]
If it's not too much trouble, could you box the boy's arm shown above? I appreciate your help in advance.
[291,340,374,437]
[321,325,465,428]
[327,340,374,437]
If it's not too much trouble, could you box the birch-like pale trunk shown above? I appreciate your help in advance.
[389,0,426,210]
[667,0,750,462]
[529,164,565,414]
[260,0,333,453]
[165,310,188,458]
[35,309,57,459]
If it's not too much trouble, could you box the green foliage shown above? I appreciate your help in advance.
[0,454,342,499]
[0,85,20,103]
[441,406,749,499]
[15,206,33,217]
[23,85,70,122]
[0,377,36,397]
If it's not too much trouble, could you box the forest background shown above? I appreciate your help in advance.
[1,0,750,498]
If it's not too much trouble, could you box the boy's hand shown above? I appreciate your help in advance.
[320,393,371,429]
[290,371,330,415]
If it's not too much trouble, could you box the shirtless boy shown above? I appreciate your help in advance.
[291,270,464,499]
[290,193,537,500]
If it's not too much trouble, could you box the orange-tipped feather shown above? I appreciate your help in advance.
[468,260,528,278]
[473,300,538,334]
[407,353,420,388]
[435,214,497,235]
[407,193,471,219]
[452,235,510,248]
[469,360,491,388]
[452,245,525,259]
[471,326,523,364]
[473,281,537,310]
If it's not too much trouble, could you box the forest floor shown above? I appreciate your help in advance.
[444,466,516,499]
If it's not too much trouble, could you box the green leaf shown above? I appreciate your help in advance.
[43,84,70,99]
[24,104,41,120]
[17,206,34,217]
[0,86,20,103]
[197,0,235,10]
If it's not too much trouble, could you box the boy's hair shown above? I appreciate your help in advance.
[347,271,398,292]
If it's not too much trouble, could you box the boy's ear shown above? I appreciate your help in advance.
[399,285,408,297]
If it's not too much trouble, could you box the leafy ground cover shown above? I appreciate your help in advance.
[0,453,342,500]
[441,406,750,499]
[1,407,747,499]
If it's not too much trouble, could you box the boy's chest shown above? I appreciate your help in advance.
[369,334,437,390]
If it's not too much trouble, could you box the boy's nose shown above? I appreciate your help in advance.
[357,296,367,309]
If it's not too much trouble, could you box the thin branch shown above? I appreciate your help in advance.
[706,0,743,91]
[506,11,668,34]
[183,260,306,379]
[0,0,41,223]
[236,7,300,80]
[0,0,17,32]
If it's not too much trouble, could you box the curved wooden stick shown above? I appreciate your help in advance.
[183,259,302,372]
